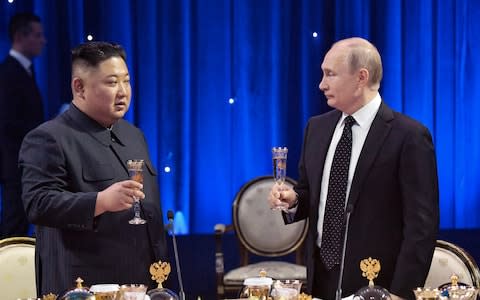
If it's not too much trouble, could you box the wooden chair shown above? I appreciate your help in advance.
[214,176,308,299]
[0,236,37,299]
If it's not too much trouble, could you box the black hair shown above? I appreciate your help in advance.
[71,41,126,68]
[8,12,41,42]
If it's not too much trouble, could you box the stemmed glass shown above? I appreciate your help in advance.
[272,147,288,211]
[119,284,147,300]
[127,159,147,225]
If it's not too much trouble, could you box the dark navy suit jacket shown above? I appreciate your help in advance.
[289,102,439,299]
[19,104,168,296]
[0,54,43,180]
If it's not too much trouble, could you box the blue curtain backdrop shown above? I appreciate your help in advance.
[1,0,479,233]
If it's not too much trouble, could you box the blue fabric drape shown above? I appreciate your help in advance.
[1,0,479,232]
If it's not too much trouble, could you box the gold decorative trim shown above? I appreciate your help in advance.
[0,236,35,247]
[42,293,58,300]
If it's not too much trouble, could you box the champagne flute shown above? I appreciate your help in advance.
[127,159,147,225]
[272,147,288,211]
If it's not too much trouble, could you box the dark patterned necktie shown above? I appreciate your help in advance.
[319,115,356,270]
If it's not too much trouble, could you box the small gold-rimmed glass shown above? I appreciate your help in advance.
[127,159,147,225]
[119,284,147,300]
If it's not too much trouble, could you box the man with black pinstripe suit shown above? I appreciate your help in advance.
[19,42,168,296]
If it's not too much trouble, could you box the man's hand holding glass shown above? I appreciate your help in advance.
[268,184,297,211]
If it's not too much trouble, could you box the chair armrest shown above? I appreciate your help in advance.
[214,223,227,274]
[214,223,226,233]
[214,223,233,299]
[214,223,235,271]
[214,223,234,270]
[214,223,233,234]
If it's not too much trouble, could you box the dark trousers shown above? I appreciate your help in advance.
[0,180,29,238]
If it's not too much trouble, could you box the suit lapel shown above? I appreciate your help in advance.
[347,102,394,209]
[312,111,342,211]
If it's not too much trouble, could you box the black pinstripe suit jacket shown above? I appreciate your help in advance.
[19,104,168,296]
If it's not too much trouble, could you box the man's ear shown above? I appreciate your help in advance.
[71,77,85,99]
[13,31,26,44]
[358,68,369,87]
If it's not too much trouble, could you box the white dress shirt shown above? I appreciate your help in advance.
[316,93,382,247]
[9,49,33,75]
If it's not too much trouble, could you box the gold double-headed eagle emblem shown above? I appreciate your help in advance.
[150,260,172,289]
[360,257,381,287]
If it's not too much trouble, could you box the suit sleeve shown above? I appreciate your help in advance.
[284,120,311,223]
[19,127,98,230]
[390,125,439,297]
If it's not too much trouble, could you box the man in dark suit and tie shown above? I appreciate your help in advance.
[19,42,168,296]
[269,37,439,300]
[0,12,46,238]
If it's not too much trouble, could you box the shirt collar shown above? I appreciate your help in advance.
[9,49,32,72]
[341,92,382,128]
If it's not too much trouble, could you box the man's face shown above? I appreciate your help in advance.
[318,45,360,114]
[81,57,131,127]
[20,22,46,58]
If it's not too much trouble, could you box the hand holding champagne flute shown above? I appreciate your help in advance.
[127,159,147,224]
[272,147,289,211]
